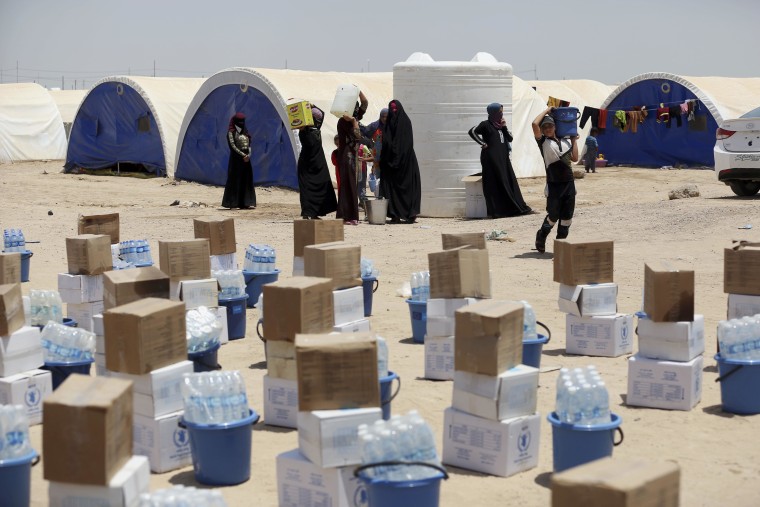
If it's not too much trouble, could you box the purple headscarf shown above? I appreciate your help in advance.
[487,102,503,129]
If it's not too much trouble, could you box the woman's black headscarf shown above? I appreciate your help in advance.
[382,100,414,169]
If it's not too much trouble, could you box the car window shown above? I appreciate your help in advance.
[740,106,760,118]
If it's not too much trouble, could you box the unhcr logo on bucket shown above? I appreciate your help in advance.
[353,484,369,506]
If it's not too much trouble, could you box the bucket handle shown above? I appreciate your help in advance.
[536,321,551,343]
[715,364,744,383]
[31,454,41,467]
[373,279,379,294]
[613,426,624,446]
[353,461,449,480]
[382,375,401,407]
[178,413,261,430]
[256,320,265,343]
[25,251,34,258]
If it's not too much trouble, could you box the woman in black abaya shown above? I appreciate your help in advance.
[222,112,256,209]
[379,100,421,223]
[468,103,531,218]
[297,105,337,219]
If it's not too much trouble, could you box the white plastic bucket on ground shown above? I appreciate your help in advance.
[367,199,388,224]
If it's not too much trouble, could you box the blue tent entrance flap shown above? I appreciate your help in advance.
[602,79,718,167]
[176,84,298,189]
[65,82,166,174]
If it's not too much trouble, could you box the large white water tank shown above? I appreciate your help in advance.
[393,52,512,217]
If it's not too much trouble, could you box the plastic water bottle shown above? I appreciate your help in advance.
[377,336,389,378]
[421,271,430,301]
[592,381,610,424]
[17,229,25,251]
[0,405,32,460]
[268,247,276,272]
[139,486,228,507]
[411,272,420,301]
[252,246,261,272]
[521,300,538,340]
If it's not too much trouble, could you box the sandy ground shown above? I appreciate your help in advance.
[1,160,759,506]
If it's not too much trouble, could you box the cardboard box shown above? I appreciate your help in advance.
[304,242,361,290]
[292,256,304,277]
[566,314,634,358]
[176,278,219,309]
[67,301,105,332]
[297,408,383,467]
[425,335,455,380]
[426,298,478,337]
[48,455,149,507]
[158,239,211,280]
[627,354,703,411]
[93,313,104,338]
[333,318,371,333]
[108,360,193,418]
[58,273,104,304]
[442,232,487,251]
[429,246,491,299]
[295,333,379,411]
[103,267,170,310]
[193,217,236,255]
[558,283,618,317]
[269,356,297,381]
[0,252,21,284]
[277,449,365,507]
[643,263,695,323]
[133,410,193,473]
[0,369,52,425]
[637,315,705,362]
[293,219,344,257]
[454,300,523,376]
[724,244,760,296]
[95,353,107,376]
[268,340,296,359]
[210,253,237,271]
[78,213,120,244]
[553,239,614,286]
[463,174,487,219]
[264,374,298,428]
[442,408,540,477]
[0,326,43,377]
[263,277,334,343]
[333,286,364,326]
[66,234,113,275]
[285,100,315,129]
[43,374,134,485]
[727,293,760,319]
[452,365,539,421]
[551,457,680,507]
[104,298,187,375]
[0,282,25,336]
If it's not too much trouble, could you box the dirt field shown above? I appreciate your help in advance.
[2,161,758,506]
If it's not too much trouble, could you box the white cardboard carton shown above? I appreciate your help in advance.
[108,361,193,418]
[566,313,633,357]
[297,408,383,468]
[426,298,478,337]
[637,315,705,362]
[627,354,703,411]
[727,293,760,320]
[333,286,364,327]
[133,410,193,473]
[442,407,540,477]
[95,353,108,377]
[210,253,237,271]
[93,313,104,336]
[57,273,104,304]
[264,374,298,429]
[333,318,371,333]
[0,326,43,377]
[452,365,539,421]
[558,283,618,317]
[425,335,455,380]
[23,295,31,326]
[67,300,105,332]
[178,278,219,310]
[48,455,149,507]
[293,256,304,277]
[276,449,366,507]
[0,369,52,425]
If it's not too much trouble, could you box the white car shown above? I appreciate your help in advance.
[714,106,760,196]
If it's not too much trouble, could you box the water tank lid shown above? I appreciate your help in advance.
[470,52,498,63]
[405,52,435,63]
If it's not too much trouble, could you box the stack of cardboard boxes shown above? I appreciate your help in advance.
[292,219,343,276]
[60,233,113,331]
[724,243,760,320]
[0,282,51,425]
[442,300,541,477]
[194,217,238,270]
[276,333,381,506]
[628,263,703,411]
[555,239,633,358]
[44,374,150,507]
[262,277,335,428]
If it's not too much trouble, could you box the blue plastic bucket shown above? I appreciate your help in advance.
[548,411,623,473]
[355,462,448,507]
[406,299,427,344]
[242,269,280,308]
[362,276,379,317]
[715,354,760,415]
[20,250,32,283]
[379,371,401,420]
[0,450,38,507]
[552,107,580,138]
[522,335,549,369]
[42,359,94,390]
[219,294,248,340]
[188,342,221,372]
[180,409,259,486]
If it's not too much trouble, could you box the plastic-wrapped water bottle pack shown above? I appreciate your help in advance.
[521,300,537,340]
[376,336,388,378]
[358,410,441,481]
[3,228,26,252]
[118,239,153,265]
[0,405,33,460]
[555,365,611,426]
[40,321,96,363]
[139,486,227,507]
[185,306,222,353]
[181,371,249,425]
[361,258,380,278]
[243,244,277,273]
[29,290,63,327]
[212,270,246,298]
[409,271,430,302]
[718,314,760,360]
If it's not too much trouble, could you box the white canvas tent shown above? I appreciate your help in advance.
[0,83,68,162]
[511,77,553,178]
[48,89,87,124]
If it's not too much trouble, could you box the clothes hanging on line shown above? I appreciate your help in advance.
[613,110,626,132]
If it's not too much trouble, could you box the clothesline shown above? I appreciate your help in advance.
[551,97,701,113]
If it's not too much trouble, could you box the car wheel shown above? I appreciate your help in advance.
[729,181,760,196]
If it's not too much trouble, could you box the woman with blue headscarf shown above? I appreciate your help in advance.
[468,103,531,218]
